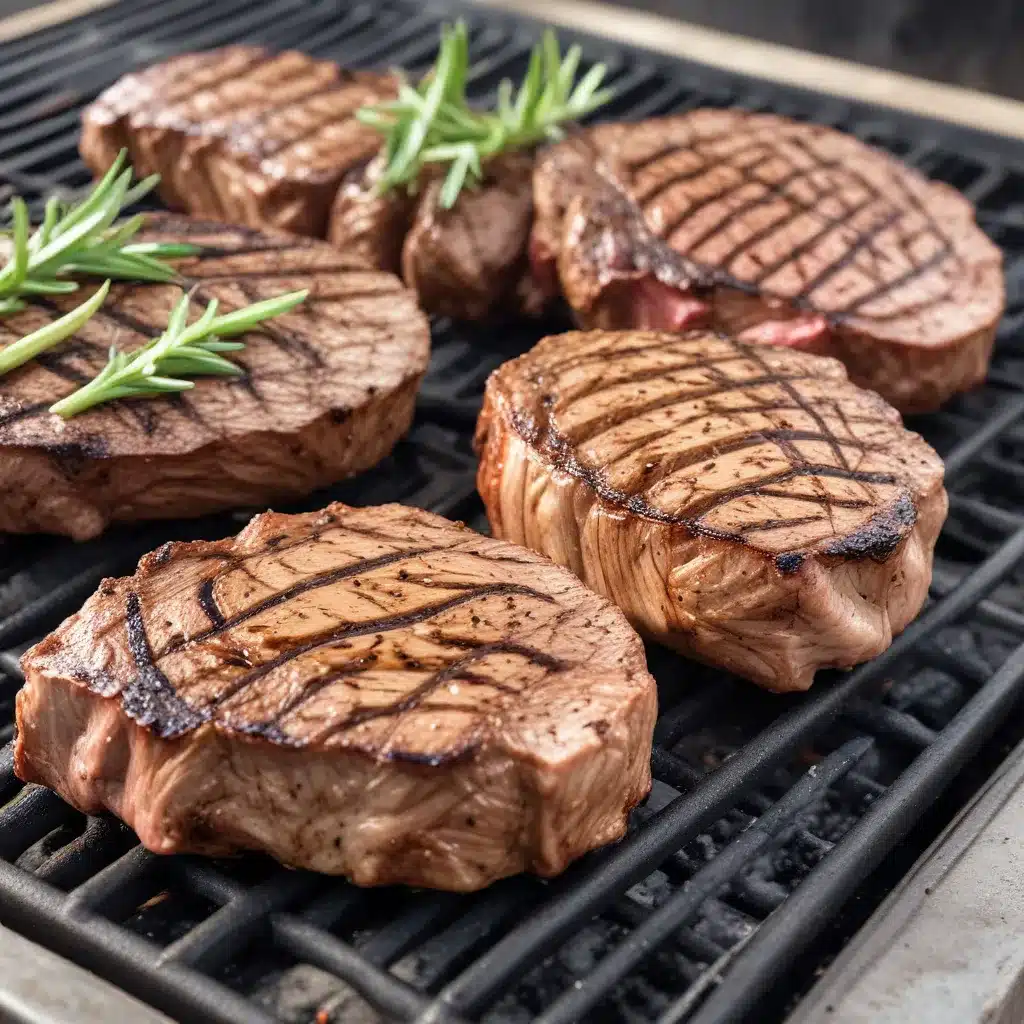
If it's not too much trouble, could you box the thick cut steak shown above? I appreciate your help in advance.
[81,47,395,237]
[476,329,947,691]
[532,112,1004,412]
[15,502,656,890]
[0,215,429,540]
[329,152,546,320]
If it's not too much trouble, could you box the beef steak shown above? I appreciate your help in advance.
[0,215,429,540]
[15,502,656,890]
[476,329,947,691]
[81,46,394,237]
[532,112,1004,412]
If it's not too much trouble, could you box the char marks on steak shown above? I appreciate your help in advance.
[330,152,547,320]
[15,502,656,890]
[532,112,1004,412]
[0,215,429,540]
[81,46,395,237]
[476,329,947,691]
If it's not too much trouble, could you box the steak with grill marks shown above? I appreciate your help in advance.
[531,112,1004,412]
[329,152,548,320]
[80,46,396,237]
[15,502,656,890]
[0,215,429,540]
[475,329,947,691]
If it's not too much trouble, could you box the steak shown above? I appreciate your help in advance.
[329,151,547,320]
[80,46,395,237]
[475,329,947,691]
[15,502,656,890]
[0,215,429,540]
[531,112,1004,412]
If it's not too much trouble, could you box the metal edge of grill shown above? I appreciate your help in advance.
[0,1,1023,1023]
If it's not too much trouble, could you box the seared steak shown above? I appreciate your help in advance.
[532,112,1004,412]
[15,502,656,890]
[0,215,429,540]
[476,329,947,691]
[329,152,547,320]
[80,47,395,237]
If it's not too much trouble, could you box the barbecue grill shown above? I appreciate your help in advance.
[2,1,1024,1022]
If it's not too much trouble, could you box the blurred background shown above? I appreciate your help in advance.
[1,0,1022,99]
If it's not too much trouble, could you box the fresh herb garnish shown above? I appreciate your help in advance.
[50,288,309,419]
[0,149,196,317]
[358,22,613,209]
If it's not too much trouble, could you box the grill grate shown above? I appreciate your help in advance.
[2,1,1024,1022]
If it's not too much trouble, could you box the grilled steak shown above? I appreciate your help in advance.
[329,152,547,320]
[476,329,947,691]
[80,46,395,237]
[0,215,429,540]
[15,502,656,890]
[532,112,1004,412]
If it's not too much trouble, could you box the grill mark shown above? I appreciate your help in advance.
[736,514,828,534]
[224,280,323,367]
[756,488,874,510]
[681,464,898,522]
[34,353,90,384]
[666,157,842,259]
[633,137,772,207]
[121,591,205,738]
[313,641,568,741]
[257,91,381,159]
[197,580,225,629]
[843,244,953,316]
[0,402,49,429]
[597,400,887,475]
[744,191,879,285]
[259,664,375,734]
[623,427,877,497]
[163,544,453,655]
[792,206,905,303]
[563,371,819,448]
[185,241,307,260]
[204,583,557,710]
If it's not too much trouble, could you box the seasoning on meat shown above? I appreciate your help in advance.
[15,502,656,891]
[476,328,947,691]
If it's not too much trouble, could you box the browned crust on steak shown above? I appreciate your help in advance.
[532,112,1004,412]
[15,503,656,888]
[81,47,395,237]
[475,329,947,690]
[0,215,429,539]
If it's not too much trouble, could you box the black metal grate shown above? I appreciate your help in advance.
[2,1,1024,1022]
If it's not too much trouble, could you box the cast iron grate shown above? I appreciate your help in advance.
[2,1,1024,1022]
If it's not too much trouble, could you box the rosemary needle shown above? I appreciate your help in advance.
[50,288,309,419]
[0,280,111,376]
[0,149,196,317]
[358,23,614,209]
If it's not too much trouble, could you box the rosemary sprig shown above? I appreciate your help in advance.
[358,22,613,209]
[0,149,197,317]
[50,288,309,419]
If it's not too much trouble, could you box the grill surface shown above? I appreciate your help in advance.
[2,2,1024,1023]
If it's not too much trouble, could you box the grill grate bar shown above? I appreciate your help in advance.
[683,638,1024,1024]
[270,915,440,1022]
[530,739,873,1024]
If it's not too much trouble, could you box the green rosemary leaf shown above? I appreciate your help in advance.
[50,288,308,419]
[0,280,111,376]
[0,148,197,319]
[360,23,613,208]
